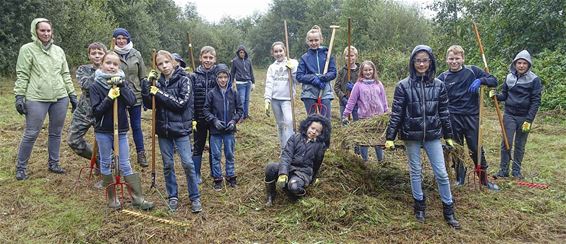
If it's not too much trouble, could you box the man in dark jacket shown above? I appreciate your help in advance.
[437,45,499,190]
[264,114,331,206]
[230,45,255,120]
[204,64,243,191]
[490,50,542,179]
[385,45,460,229]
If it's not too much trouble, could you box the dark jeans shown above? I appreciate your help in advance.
[450,114,488,169]
[193,119,212,177]
[265,162,307,197]
[128,105,144,152]
[303,98,332,120]
[499,113,530,175]
[210,133,236,179]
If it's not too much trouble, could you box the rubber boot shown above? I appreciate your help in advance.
[442,202,461,229]
[454,159,466,186]
[413,196,426,223]
[137,151,148,168]
[192,156,202,184]
[76,146,93,160]
[124,173,154,210]
[478,168,500,191]
[102,174,121,209]
[265,180,276,207]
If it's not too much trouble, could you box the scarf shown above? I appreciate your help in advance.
[95,69,125,89]
[113,42,133,55]
[362,79,376,84]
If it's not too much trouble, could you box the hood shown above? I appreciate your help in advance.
[236,45,248,59]
[409,45,436,82]
[308,46,329,54]
[172,53,187,68]
[195,64,217,75]
[159,66,185,85]
[215,63,231,89]
[509,50,532,74]
[30,18,53,47]
[300,114,332,148]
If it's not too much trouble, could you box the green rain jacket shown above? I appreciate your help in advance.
[14,18,75,101]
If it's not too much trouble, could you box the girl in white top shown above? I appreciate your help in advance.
[264,41,299,151]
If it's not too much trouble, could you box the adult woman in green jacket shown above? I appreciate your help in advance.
[14,18,78,180]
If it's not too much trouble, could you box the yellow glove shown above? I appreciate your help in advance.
[184,67,192,73]
[150,86,159,95]
[192,121,197,131]
[446,139,455,148]
[148,69,159,81]
[489,89,496,98]
[522,121,531,133]
[277,175,288,189]
[108,87,120,99]
[264,100,270,116]
[385,140,395,150]
[286,59,297,70]
[312,178,320,186]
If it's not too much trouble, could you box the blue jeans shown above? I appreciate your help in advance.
[210,134,236,179]
[404,139,453,204]
[128,105,145,152]
[271,99,294,150]
[339,104,359,121]
[360,146,384,161]
[158,135,200,201]
[236,81,251,118]
[302,98,332,120]
[95,132,133,176]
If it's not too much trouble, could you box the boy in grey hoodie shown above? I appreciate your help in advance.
[230,45,255,120]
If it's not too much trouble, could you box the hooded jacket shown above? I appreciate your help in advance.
[203,64,244,135]
[116,47,146,106]
[296,47,337,100]
[495,50,543,122]
[278,114,331,184]
[386,45,453,141]
[334,63,360,105]
[142,67,194,138]
[14,18,75,101]
[90,70,136,133]
[191,64,221,121]
[230,45,255,84]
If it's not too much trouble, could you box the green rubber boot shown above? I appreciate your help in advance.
[102,174,121,209]
[124,173,154,210]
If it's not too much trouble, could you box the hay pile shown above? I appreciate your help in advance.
[335,116,389,149]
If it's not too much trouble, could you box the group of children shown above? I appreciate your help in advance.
[63,24,541,230]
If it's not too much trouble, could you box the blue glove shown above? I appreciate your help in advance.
[468,79,482,93]
[346,82,354,91]
[312,76,325,89]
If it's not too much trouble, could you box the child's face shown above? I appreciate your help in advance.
[36,22,52,44]
[101,55,120,74]
[272,45,286,62]
[217,73,228,88]
[238,50,246,59]
[307,32,322,50]
[413,51,431,76]
[362,65,374,79]
[446,51,464,72]
[89,48,105,67]
[200,52,216,70]
[114,35,128,48]
[307,121,323,140]
[515,59,529,75]
[156,55,174,77]
[344,52,357,66]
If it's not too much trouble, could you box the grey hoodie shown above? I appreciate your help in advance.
[230,45,255,84]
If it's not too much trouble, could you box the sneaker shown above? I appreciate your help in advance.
[48,162,65,174]
[213,179,223,191]
[137,151,148,168]
[191,199,202,213]
[168,197,179,212]
[494,171,509,178]
[227,176,237,188]
[16,169,28,181]
[484,182,500,191]
[512,173,524,180]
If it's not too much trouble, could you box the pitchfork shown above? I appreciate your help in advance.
[75,141,100,186]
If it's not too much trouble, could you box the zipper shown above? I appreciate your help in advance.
[316,49,321,75]
[419,76,426,143]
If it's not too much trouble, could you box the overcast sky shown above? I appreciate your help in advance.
[173,0,434,23]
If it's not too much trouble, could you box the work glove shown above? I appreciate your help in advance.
[150,86,160,95]
[522,121,531,133]
[446,138,455,149]
[488,89,496,98]
[213,119,226,130]
[108,76,123,87]
[312,76,325,90]
[108,87,120,100]
[192,121,197,132]
[385,140,395,150]
[340,96,348,106]
[251,83,255,92]
[69,94,78,113]
[264,100,270,116]
[468,78,482,93]
[286,60,297,70]
[15,95,26,115]
[346,82,354,91]
[183,67,192,73]
[277,175,288,189]
[341,118,350,126]
[225,120,236,132]
[312,178,320,186]
[141,79,150,96]
[148,69,159,81]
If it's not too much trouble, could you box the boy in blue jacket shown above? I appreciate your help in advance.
[203,64,244,191]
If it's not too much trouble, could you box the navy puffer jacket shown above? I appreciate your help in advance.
[191,65,220,121]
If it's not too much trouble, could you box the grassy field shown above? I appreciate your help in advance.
[0,69,565,243]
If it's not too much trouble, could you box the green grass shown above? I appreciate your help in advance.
[1,69,565,242]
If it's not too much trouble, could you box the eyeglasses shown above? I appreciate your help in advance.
[414,59,430,64]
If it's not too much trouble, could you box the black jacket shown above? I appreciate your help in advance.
[386,45,453,141]
[191,65,220,121]
[334,63,360,105]
[142,67,194,138]
[230,45,255,83]
[90,80,136,134]
[278,114,331,184]
[203,84,244,135]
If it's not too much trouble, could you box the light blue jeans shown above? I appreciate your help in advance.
[271,99,294,150]
[236,81,251,118]
[360,146,384,161]
[95,132,133,176]
[404,139,453,204]
[210,133,236,179]
[158,135,200,201]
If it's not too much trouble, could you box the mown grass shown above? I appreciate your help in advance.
[0,69,565,243]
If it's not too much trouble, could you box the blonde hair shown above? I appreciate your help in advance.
[447,45,465,57]
[305,25,323,43]
[103,51,120,63]
[271,41,286,54]
[343,46,358,56]
[156,50,178,68]
[200,46,216,57]
[357,60,379,81]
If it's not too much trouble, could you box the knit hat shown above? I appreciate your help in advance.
[172,53,187,68]
[112,28,130,43]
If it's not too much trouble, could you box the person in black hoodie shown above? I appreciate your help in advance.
[264,114,331,206]
[203,64,243,191]
[141,50,202,213]
[230,45,255,120]
[385,45,460,229]
[90,52,153,210]
[490,50,542,179]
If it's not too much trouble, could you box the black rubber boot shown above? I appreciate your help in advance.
[265,180,276,207]
[454,160,467,186]
[124,173,154,210]
[413,197,426,223]
[102,174,121,209]
[443,202,461,229]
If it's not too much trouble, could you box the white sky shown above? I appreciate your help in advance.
[173,0,434,23]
